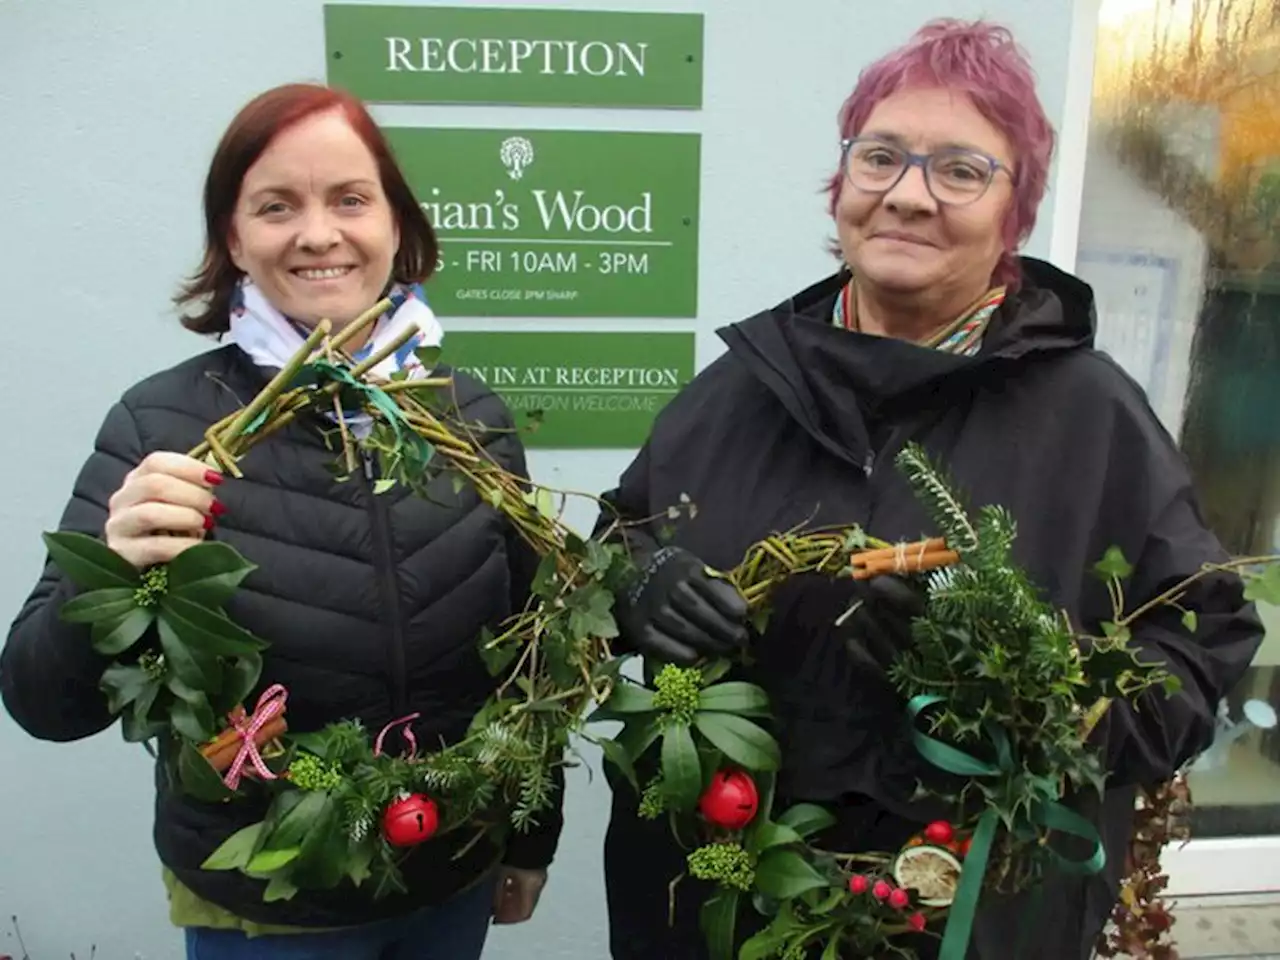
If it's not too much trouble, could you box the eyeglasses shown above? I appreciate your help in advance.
[840,137,1014,206]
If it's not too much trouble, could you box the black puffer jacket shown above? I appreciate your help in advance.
[599,258,1263,959]
[0,344,561,928]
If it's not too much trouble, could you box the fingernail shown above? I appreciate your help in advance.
[210,499,228,518]
[204,470,224,486]
[204,515,216,531]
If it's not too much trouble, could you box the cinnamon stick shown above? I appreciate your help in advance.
[852,549,959,580]
[200,716,289,773]
[851,538,948,566]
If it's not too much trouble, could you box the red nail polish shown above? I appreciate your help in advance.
[204,470,224,486]
[204,514,216,531]
[210,499,227,518]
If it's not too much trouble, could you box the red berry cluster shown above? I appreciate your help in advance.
[847,873,926,932]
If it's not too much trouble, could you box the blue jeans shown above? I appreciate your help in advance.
[184,876,495,960]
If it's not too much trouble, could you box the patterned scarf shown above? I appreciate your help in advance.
[831,279,1006,357]
[223,279,444,435]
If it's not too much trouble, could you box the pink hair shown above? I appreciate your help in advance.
[826,19,1056,289]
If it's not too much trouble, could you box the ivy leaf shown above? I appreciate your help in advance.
[753,848,827,900]
[90,607,155,656]
[1181,610,1198,633]
[59,587,139,625]
[694,713,780,772]
[569,585,619,640]
[776,803,838,839]
[202,823,265,870]
[414,345,442,369]
[178,740,233,803]
[531,554,560,599]
[1093,546,1133,582]
[698,682,771,717]
[99,663,153,714]
[1244,565,1280,606]
[160,595,269,656]
[41,530,140,591]
[167,542,257,607]
[660,722,703,809]
[479,628,520,677]
[582,540,615,577]
[347,841,376,887]
[700,889,740,960]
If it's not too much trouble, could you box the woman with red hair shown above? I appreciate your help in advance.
[598,19,1261,960]
[1,84,558,957]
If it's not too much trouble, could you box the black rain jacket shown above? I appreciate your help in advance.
[598,258,1262,959]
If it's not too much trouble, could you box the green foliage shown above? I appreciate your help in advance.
[688,842,757,892]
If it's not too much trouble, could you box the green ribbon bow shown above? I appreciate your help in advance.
[907,695,1106,960]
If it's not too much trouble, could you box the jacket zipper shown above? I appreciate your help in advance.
[362,454,409,719]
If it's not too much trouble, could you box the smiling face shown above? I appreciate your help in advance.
[835,87,1014,307]
[228,108,399,327]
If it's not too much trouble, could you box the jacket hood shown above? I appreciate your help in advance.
[716,256,1098,469]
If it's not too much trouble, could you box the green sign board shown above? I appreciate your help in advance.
[440,331,694,448]
[386,127,700,318]
[324,5,704,108]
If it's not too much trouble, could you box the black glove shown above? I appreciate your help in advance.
[614,546,749,665]
[838,574,927,673]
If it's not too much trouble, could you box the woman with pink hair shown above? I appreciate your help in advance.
[596,18,1261,960]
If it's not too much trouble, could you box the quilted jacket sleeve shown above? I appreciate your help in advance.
[1,401,144,741]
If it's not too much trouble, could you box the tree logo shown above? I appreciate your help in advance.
[499,137,535,180]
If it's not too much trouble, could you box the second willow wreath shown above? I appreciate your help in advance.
[40,299,1280,960]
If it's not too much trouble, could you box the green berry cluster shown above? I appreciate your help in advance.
[652,664,703,724]
[286,754,345,792]
[133,566,169,608]
[638,777,668,820]
[138,650,166,680]
[686,842,756,892]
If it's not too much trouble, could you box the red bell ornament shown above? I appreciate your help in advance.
[697,770,759,831]
[382,793,439,847]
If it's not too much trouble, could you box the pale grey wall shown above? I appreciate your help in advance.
[0,1,1077,956]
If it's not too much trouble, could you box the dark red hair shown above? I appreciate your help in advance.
[175,83,437,333]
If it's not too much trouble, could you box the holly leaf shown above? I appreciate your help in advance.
[1244,565,1280,606]
[700,889,740,960]
[167,542,257,607]
[1093,546,1133,582]
[694,713,780,772]
[202,823,265,871]
[59,587,139,625]
[698,682,771,717]
[776,803,837,840]
[660,722,703,809]
[178,740,233,802]
[157,617,218,690]
[753,848,827,900]
[41,530,139,591]
[99,663,153,714]
[90,607,155,656]
[160,595,269,656]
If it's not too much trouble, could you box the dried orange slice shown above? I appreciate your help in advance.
[893,844,962,907]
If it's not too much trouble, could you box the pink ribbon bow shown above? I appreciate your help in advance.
[223,684,288,790]
[374,712,421,760]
